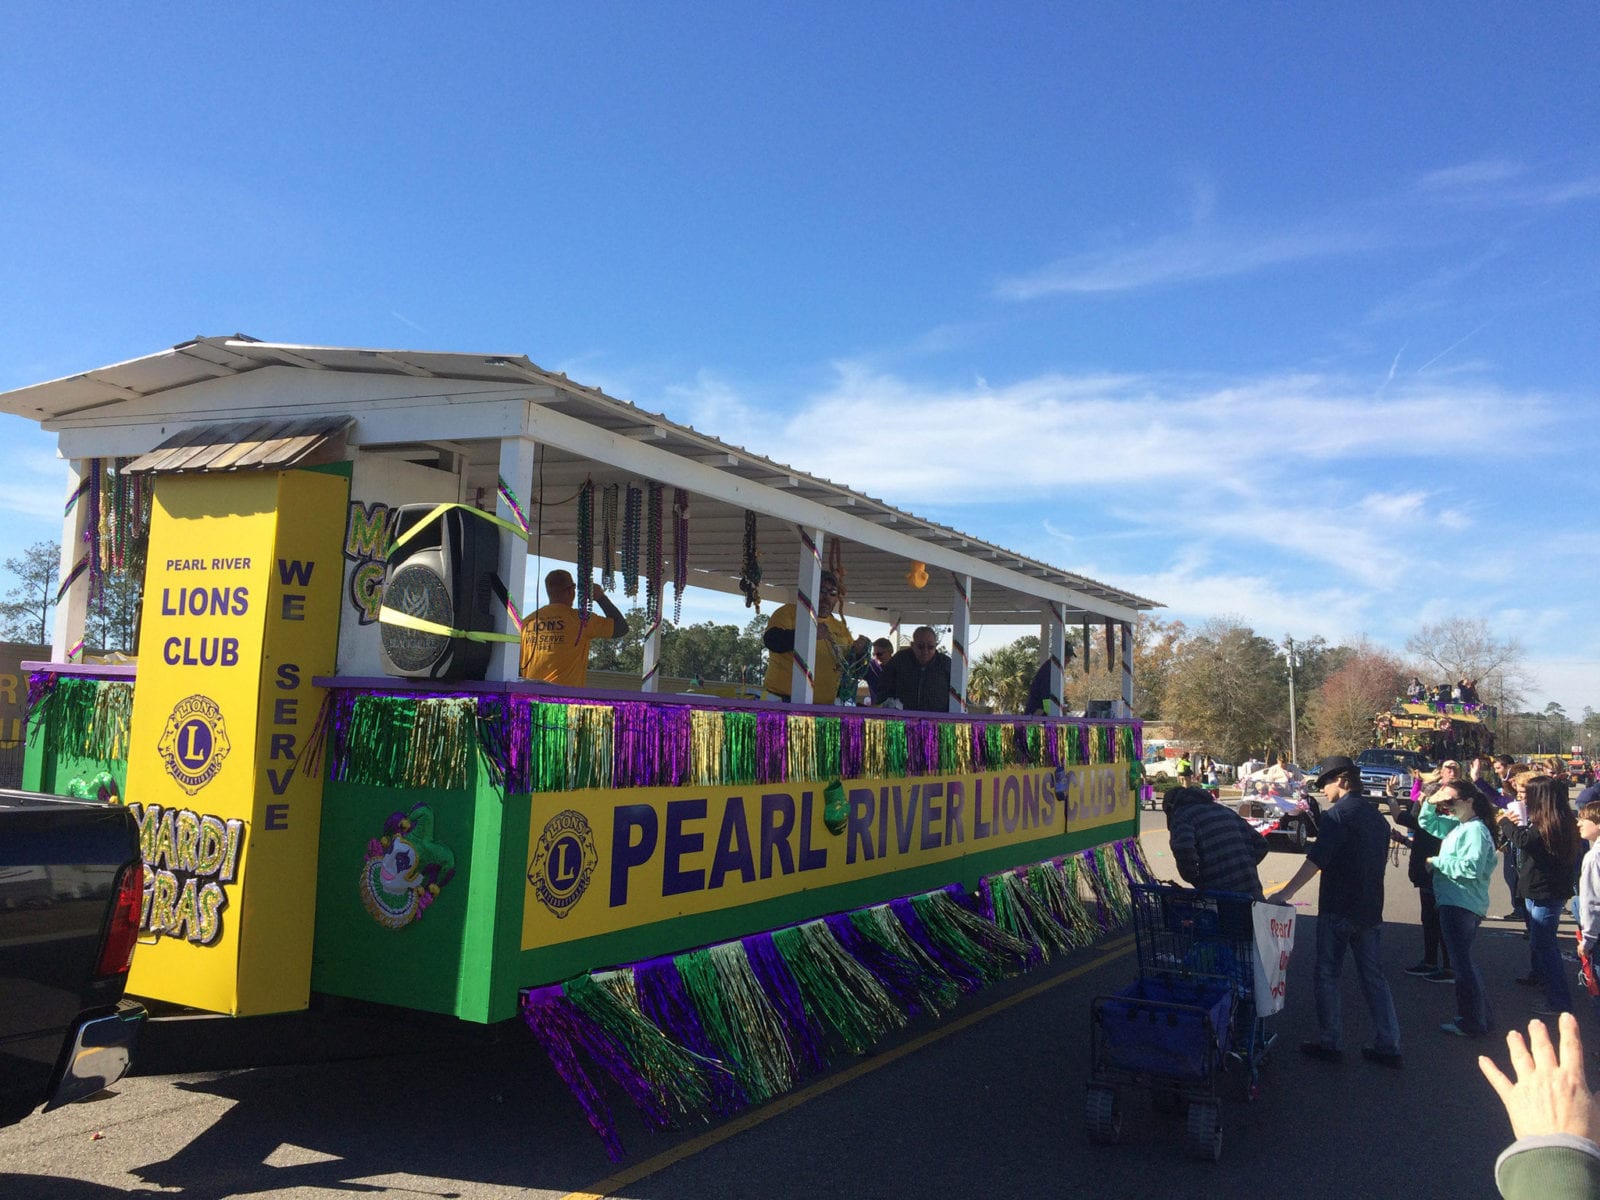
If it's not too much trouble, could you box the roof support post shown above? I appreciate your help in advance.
[641,609,663,693]
[1044,602,1067,717]
[788,526,823,704]
[1119,621,1135,718]
[948,572,971,712]
[489,437,538,682]
[52,458,91,662]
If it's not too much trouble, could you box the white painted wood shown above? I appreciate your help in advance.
[1120,621,1135,718]
[51,461,90,662]
[490,436,538,681]
[789,528,823,704]
[334,457,462,676]
[1046,603,1067,716]
[949,572,971,712]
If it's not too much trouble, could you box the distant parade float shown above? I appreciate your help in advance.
[8,337,1156,1156]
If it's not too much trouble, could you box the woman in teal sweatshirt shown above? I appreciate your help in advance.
[1422,782,1500,1037]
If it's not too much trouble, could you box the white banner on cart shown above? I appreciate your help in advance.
[1252,902,1296,1015]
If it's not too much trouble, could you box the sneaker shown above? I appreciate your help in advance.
[1299,1040,1343,1063]
[1496,911,1525,921]
[1426,969,1455,983]
[1515,975,1541,987]
[1403,962,1438,977]
[1361,1046,1404,1068]
[1439,1021,1482,1038]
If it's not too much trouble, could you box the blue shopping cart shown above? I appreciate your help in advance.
[1085,884,1281,1161]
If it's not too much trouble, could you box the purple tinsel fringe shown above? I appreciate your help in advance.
[522,984,666,1161]
[741,932,828,1075]
[635,955,746,1115]
[756,710,787,784]
[889,894,984,993]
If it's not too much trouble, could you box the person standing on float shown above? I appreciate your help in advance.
[761,570,869,703]
[520,569,626,687]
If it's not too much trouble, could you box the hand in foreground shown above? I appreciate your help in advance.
[1478,1013,1600,1144]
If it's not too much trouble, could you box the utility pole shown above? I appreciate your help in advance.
[1285,634,1298,766]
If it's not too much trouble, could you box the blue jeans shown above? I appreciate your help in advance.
[1527,900,1574,1012]
[1438,904,1493,1035]
[1313,911,1401,1054]
[1503,848,1526,917]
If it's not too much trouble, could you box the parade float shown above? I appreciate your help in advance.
[1375,699,1494,761]
[5,336,1158,1154]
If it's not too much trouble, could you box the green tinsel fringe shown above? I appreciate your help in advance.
[983,723,1007,768]
[849,905,962,1015]
[884,720,908,775]
[1029,861,1097,948]
[772,921,905,1055]
[678,942,796,1104]
[990,869,1075,961]
[43,677,133,764]
[1090,845,1133,923]
[910,891,1033,985]
[343,695,416,785]
[815,716,841,780]
[574,971,715,1119]
[723,711,757,784]
[531,702,570,792]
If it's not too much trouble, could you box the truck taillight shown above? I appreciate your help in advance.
[96,862,144,978]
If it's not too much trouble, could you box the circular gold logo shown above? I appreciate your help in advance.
[157,694,231,796]
[528,809,597,918]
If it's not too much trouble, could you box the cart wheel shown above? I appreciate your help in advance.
[1186,1101,1222,1161]
[1085,1086,1121,1145]
[1291,818,1307,851]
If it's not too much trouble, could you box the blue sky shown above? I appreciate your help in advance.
[1,5,1597,712]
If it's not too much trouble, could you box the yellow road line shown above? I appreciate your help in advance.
[559,935,1134,1200]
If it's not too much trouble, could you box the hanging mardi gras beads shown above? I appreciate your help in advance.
[576,480,595,624]
[645,483,664,623]
[600,484,619,591]
[672,488,689,625]
[621,484,642,598]
[739,510,762,610]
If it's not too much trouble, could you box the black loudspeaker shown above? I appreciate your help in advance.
[378,503,501,681]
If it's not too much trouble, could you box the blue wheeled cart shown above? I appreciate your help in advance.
[1084,884,1280,1161]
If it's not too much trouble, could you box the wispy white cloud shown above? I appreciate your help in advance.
[1414,158,1600,209]
[994,225,1376,299]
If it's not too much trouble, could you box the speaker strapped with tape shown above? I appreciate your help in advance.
[378,503,507,681]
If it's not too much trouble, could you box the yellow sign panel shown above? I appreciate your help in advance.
[522,761,1132,951]
[125,469,348,1015]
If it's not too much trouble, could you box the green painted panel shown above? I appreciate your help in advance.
[311,779,481,1017]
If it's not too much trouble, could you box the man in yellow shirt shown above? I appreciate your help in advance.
[520,569,626,687]
[761,571,869,703]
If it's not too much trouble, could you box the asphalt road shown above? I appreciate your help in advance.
[1,814,1576,1199]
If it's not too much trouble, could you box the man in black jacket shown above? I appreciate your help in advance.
[873,627,952,712]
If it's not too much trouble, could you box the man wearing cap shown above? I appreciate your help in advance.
[1274,754,1403,1067]
[761,570,870,703]
[1163,786,1269,899]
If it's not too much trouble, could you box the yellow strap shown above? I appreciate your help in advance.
[378,605,521,644]
[387,502,530,556]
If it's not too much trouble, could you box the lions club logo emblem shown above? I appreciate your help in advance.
[528,809,597,918]
[157,694,231,795]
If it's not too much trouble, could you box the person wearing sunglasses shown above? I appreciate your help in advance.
[871,627,953,712]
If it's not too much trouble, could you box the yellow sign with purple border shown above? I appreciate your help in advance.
[125,468,348,1016]
[521,761,1132,950]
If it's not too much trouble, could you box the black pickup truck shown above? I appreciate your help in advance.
[0,788,146,1126]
